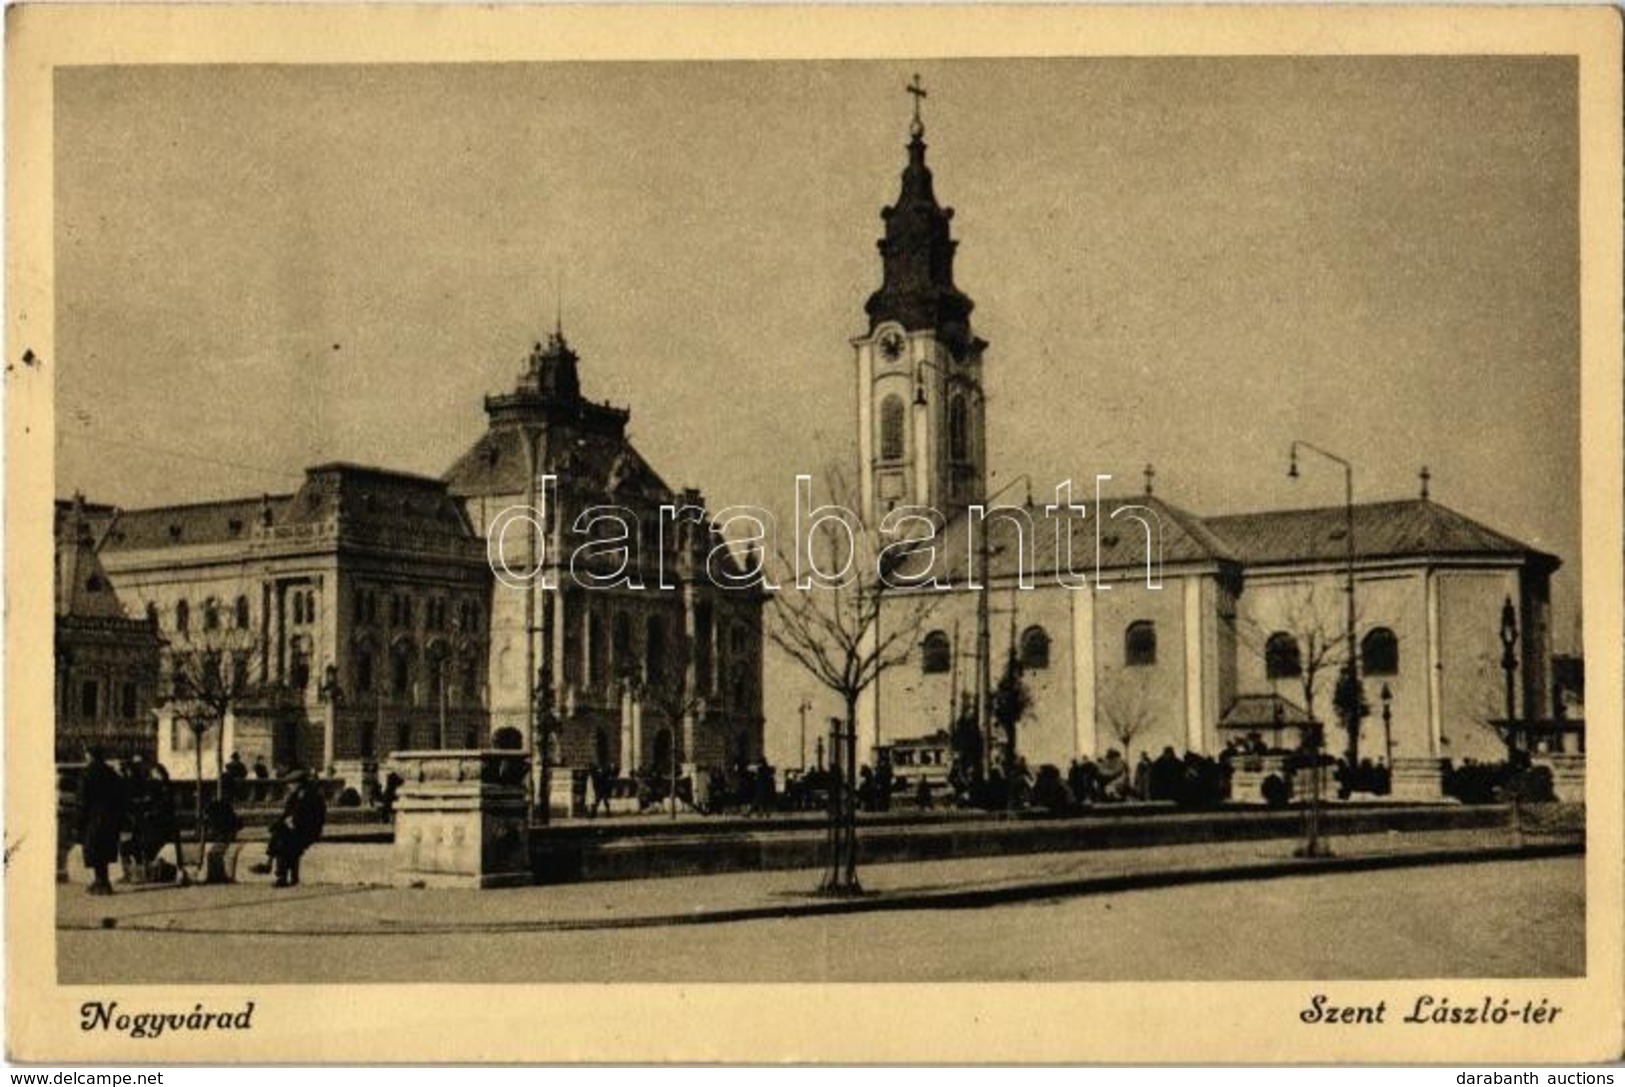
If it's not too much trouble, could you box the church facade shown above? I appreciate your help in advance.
[853,102,1561,774]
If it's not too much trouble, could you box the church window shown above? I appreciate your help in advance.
[920,630,951,674]
[880,395,906,462]
[1265,632,1302,680]
[175,600,190,634]
[1361,627,1399,676]
[1125,621,1157,667]
[949,394,970,462]
[1020,625,1051,670]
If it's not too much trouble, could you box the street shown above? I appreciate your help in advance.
[59,856,1582,983]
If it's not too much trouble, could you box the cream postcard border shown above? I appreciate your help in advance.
[6,4,1622,1065]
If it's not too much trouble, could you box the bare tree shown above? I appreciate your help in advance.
[163,613,263,848]
[1225,583,1375,761]
[1096,664,1156,766]
[764,467,938,895]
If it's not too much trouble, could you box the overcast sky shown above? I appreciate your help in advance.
[55,58,1581,753]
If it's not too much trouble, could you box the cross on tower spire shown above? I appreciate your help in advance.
[1144,463,1156,496]
[1419,465,1432,501]
[907,73,927,137]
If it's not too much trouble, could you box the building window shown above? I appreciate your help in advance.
[120,682,138,719]
[293,592,305,625]
[355,649,374,694]
[949,394,969,462]
[231,652,249,693]
[1020,625,1051,670]
[289,640,311,690]
[1265,632,1303,680]
[694,604,713,684]
[461,655,480,702]
[145,602,159,628]
[1125,620,1157,667]
[391,647,413,701]
[1361,627,1399,676]
[921,630,951,674]
[235,595,251,629]
[879,395,906,462]
[646,616,667,684]
[613,613,632,676]
[80,681,99,719]
[175,600,190,634]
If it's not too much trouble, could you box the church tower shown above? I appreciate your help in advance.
[854,78,988,526]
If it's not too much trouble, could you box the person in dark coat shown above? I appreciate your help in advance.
[267,768,326,887]
[76,746,126,895]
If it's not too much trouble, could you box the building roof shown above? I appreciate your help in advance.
[1219,693,1318,730]
[96,495,289,551]
[914,493,1239,583]
[1203,499,1559,570]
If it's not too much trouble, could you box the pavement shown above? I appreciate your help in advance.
[57,824,1580,938]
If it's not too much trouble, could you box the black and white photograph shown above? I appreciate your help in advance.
[8,4,1622,1066]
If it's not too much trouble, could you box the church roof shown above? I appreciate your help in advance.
[906,493,1239,582]
[1203,499,1559,570]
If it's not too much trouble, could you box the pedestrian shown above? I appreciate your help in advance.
[267,768,326,888]
[76,745,126,895]
[252,755,270,801]
[225,752,249,802]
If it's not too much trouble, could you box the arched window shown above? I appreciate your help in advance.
[145,602,159,628]
[203,597,221,631]
[293,592,305,625]
[879,395,906,462]
[1265,632,1303,679]
[1361,627,1399,676]
[921,630,951,674]
[949,394,969,462]
[355,647,374,694]
[175,600,190,634]
[390,644,413,700]
[645,615,666,684]
[1021,625,1051,670]
[1125,620,1157,667]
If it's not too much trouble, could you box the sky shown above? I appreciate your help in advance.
[54,58,1582,762]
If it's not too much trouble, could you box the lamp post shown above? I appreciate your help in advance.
[1289,440,1362,766]
[1288,440,1357,859]
[1380,682,1394,770]
[1499,596,1520,758]
[975,473,1032,781]
[798,697,813,772]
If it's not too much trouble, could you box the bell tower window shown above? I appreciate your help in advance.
[879,395,906,462]
[949,394,969,462]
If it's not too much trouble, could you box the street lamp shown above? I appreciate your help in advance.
[1288,440,1358,859]
[1289,440,1364,763]
[975,473,1032,781]
[798,697,813,771]
[1380,682,1394,770]
[1499,596,1520,759]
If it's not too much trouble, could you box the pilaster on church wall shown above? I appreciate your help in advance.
[1435,566,1527,764]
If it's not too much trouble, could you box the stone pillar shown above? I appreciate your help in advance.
[390,750,531,889]
[1389,756,1447,802]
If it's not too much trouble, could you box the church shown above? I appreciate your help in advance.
[850,92,1564,777]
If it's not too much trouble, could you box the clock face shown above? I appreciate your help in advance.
[879,331,906,362]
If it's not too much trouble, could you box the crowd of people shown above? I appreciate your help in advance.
[70,745,326,895]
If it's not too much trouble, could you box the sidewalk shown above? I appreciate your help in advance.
[56,825,1580,938]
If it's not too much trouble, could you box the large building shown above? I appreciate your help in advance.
[68,330,764,782]
[854,103,1563,772]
